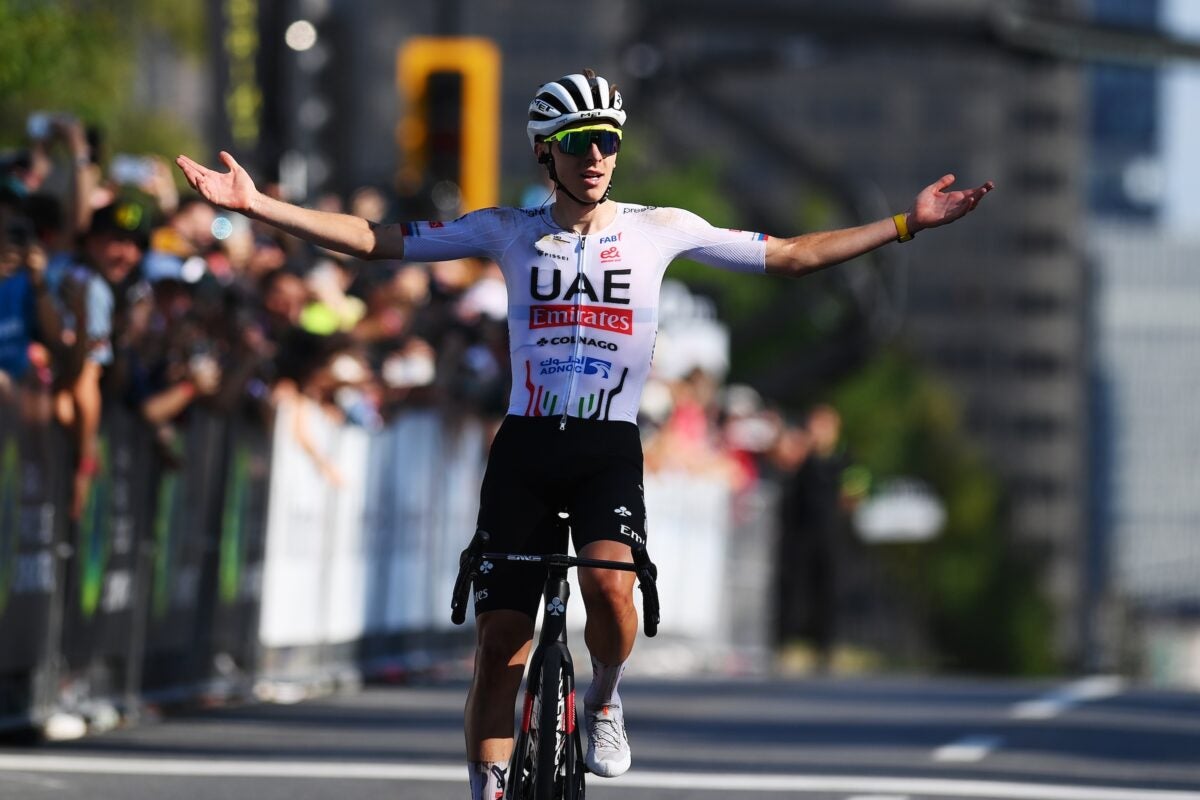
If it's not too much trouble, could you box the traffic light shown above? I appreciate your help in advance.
[397,37,501,216]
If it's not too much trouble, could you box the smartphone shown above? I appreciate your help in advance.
[110,154,156,185]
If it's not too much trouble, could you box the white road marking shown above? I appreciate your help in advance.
[1010,675,1125,720]
[0,754,459,781]
[0,771,70,791]
[932,735,1003,762]
[928,676,1127,766]
[2,754,1200,799]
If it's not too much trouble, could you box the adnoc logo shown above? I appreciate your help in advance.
[0,438,18,617]
[537,356,613,378]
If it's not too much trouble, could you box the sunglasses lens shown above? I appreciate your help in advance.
[555,130,621,156]
[595,131,621,155]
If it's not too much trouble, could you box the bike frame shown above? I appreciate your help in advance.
[508,554,577,799]
[452,531,659,800]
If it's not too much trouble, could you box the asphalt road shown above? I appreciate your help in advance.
[2,674,1199,800]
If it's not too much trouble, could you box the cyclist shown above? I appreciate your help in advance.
[176,68,992,800]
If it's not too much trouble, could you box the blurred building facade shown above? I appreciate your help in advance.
[1090,225,1200,618]
[620,0,1092,662]
[1088,0,1162,220]
[1086,0,1200,684]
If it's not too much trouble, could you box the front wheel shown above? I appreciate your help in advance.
[571,735,586,799]
[506,646,579,799]
[505,679,538,799]
[536,647,577,799]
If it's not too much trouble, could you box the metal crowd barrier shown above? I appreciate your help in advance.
[1,389,759,738]
[0,387,66,734]
[0,385,276,735]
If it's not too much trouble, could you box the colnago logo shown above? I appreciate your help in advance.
[536,335,619,352]
[600,246,621,263]
[539,356,612,378]
[530,304,633,335]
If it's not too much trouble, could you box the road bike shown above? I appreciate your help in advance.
[452,526,660,800]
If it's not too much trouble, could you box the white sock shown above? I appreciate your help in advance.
[585,656,625,709]
[468,761,506,800]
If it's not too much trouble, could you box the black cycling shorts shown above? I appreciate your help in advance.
[472,414,647,619]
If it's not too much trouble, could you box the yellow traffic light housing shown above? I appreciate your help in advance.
[397,37,501,215]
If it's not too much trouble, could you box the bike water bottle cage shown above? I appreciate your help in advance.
[545,124,622,157]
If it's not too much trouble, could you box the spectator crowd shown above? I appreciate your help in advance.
[1,114,517,519]
[1,114,850,568]
[1,114,873,679]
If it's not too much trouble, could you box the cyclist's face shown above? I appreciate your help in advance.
[537,130,618,204]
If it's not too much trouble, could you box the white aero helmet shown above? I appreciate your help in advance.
[527,71,626,148]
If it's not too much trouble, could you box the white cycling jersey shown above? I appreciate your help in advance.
[402,203,768,425]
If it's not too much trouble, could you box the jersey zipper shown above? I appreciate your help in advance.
[560,233,587,431]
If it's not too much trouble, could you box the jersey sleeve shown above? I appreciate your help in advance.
[400,207,522,263]
[640,207,768,274]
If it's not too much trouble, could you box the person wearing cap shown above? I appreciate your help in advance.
[58,197,155,520]
[177,67,992,799]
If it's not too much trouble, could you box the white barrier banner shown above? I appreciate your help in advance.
[647,472,729,638]
[323,424,369,644]
[261,405,731,652]
[259,398,338,648]
[430,420,488,631]
[361,430,397,634]
[384,412,439,630]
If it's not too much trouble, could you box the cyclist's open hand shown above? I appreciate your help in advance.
[175,151,259,214]
[909,173,994,233]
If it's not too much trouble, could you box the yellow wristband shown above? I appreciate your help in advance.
[892,213,914,243]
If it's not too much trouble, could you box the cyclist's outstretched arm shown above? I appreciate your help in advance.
[175,151,407,261]
[765,173,994,277]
